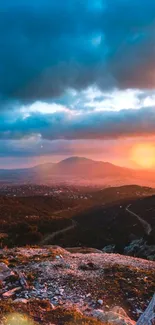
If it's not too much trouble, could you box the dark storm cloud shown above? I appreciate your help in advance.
[0,106,155,141]
[0,0,155,106]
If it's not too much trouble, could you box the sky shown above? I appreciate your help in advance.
[1,0,155,169]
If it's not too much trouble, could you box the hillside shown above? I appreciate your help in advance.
[0,185,155,255]
[48,193,155,256]
[0,185,154,250]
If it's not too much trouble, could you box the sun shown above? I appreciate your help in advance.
[131,144,155,169]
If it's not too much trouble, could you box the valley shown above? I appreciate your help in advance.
[0,184,154,261]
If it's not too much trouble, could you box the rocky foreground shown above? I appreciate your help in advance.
[0,246,155,325]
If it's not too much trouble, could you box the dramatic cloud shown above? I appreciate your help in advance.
[0,105,155,141]
[0,138,112,158]
[1,1,155,166]
[0,0,155,105]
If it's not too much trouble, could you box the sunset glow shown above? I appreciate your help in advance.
[0,0,155,171]
[131,144,155,169]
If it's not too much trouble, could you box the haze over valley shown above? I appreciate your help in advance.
[1,156,155,188]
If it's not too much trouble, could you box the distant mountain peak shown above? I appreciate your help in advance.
[58,156,93,164]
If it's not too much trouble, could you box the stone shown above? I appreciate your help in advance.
[13,298,28,304]
[2,287,21,298]
[102,245,116,253]
[56,256,60,260]
[124,239,155,261]
[112,306,129,318]
[98,299,103,305]
[92,308,135,325]
[18,272,29,289]
[59,288,64,295]
[0,263,14,280]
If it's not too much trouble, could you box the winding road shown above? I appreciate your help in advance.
[126,204,152,236]
[41,202,152,245]
[40,204,81,245]
[41,219,77,245]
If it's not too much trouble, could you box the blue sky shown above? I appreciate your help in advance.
[1,0,155,168]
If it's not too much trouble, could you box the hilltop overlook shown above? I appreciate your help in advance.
[0,246,154,325]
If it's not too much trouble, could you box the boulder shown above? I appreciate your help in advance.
[124,239,155,261]
[102,245,116,253]
[92,306,135,325]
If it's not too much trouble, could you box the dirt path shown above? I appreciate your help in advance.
[40,219,77,245]
[126,204,152,235]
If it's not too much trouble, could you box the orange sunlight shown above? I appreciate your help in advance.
[131,143,155,169]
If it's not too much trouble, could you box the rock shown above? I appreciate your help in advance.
[13,298,28,304]
[93,309,105,318]
[54,288,64,296]
[92,307,135,325]
[2,287,21,298]
[0,263,14,280]
[102,245,116,253]
[124,239,155,261]
[18,272,29,289]
[112,306,129,318]
[53,262,70,269]
[53,296,58,301]
[50,304,55,310]
[79,262,100,270]
[98,299,103,306]
[56,256,60,260]
[59,288,64,295]
[24,293,29,299]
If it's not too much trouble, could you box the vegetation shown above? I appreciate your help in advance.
[0,300,104,325]
[0,185,154,253]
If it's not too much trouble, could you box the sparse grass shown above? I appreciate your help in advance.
[26,272,35,286]
[48,306,104,325]
[0,299,14,315]
[0,300,105,325]
[89,264,155,320]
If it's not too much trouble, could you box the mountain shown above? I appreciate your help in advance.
[0,156,155,186]
[50,156,131,177]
